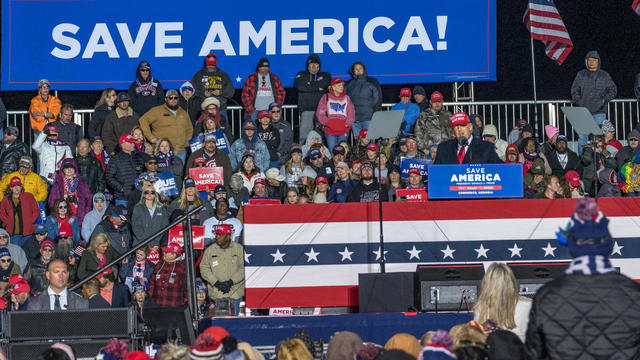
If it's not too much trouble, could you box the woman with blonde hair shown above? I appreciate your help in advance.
[473,262,532,342]
[131,184,169,249]
[154,137,184,190]
[77,232,118,280]
[131,125,153,155]
[277,338,313,360]
[168,178,214,225]
[90,87,117,140]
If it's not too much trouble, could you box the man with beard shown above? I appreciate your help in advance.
[307,149,335,185]
[545,135,581,177]
[24,240,55,294]
[203,198,243,245]
[414,91,453,150]
[392,134,428,167]
[0,126,29,178]
[347,162,388,202]
[102,93,140,155]
[190,53,234,121]
[434,112,502,164]
[616,129,640,170]
[186,133,233,185]
[139,90,193,163]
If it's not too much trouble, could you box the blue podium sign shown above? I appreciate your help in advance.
[427,163,523,199]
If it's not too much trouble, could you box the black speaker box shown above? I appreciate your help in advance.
[507,262,571,298]
[358,272,416,313]
[416,263,485,311]
[5,339,133,359]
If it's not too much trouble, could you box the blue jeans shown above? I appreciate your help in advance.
[626,191,640,197]
[325,133,348,153]
[351,121,371,140]
[578,113,606,155]
[10,235,27,247]
[176,150,187,164]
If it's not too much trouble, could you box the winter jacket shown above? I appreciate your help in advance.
[271,119,293,165]
[48,159,93,224]
[294,54,332,111]
[570,51,617,114]
[167,198,215,226]
[597,168,621,197]
[266,182,287,201]
[256,124,281,161]
[105,151,139,201]
[580,146,616,194]
[91,218,132,256]
[128,62,164,116]
[347,179,388,202]
[89,103,113,141]
[329,179,358,203]
[615,145,639,170]
[76,248,119,281]
[316,91,356,136]
[190,66,234,109]
[202,214,244,244]
[525,272,640,359]
[75,154,105,194]
[199,242,245,300]
[81,200,110,243]
[236,171,266,193]
[186,148,233,186]
[229,136,270,171]
[179,94,203,127]
[45,215,80,245]
[241,71,286,115]
[139,104,193,154]
[0,192,40,236]
[618,161,640,194]
[49,120,83,153]
[119,259,154,284]
[131,203,169,248]
[0,170,47,202]
[391,102,421,134]
[545,149,582,177]
[29,95,62,132]
[345,72,380,123]
[414,107,454,150]
[24,257,50,294]
[0,140,29,177]
[101,107,141,154]
[32,132,73,182]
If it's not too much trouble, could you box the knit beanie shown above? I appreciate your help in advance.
[556,198,613,258]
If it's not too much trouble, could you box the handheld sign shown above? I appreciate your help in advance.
[246,198,282,205]
[396,188,427,201]
[154,171,179,196]
[168,224,205,250]
[189,135,204,152]
[213,130,230,154]
[428,163,523,199]
[189,167,224,191]
[400,157,432,179]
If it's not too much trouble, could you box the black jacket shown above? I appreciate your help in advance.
[190,66,234,109]
[616,145,639,170]
[24,257,49,294]
[294,54,331,111]
[76,247,119,281]
[526,272,640,359]
[545,149,582,177]
[105,151,140,200]
[0,140,29,177]
[89,103,113,141]
[109,281,131,308]
[347,179,388,202]
[91,219,133,256]
[88,294,111,309]
[179,95,203,127]
[257,124,281,162]
[434,138,503,164]
[128,62,165,116]
[75,154,106,194]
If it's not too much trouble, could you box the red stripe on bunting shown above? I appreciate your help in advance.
[243,198,640,224]
[246,286,358,308]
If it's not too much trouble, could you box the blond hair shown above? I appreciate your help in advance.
[449,324,487,350]
[156,340,189,360]
[88,233,110,253]
[473,263,519,329]
[277,338,313,360]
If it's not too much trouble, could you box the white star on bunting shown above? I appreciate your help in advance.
[244,252,252,263]
[304,248,320,262]
[508,243,523,258]
[373,246,388,261]
[338,246,354,262]
[611,241,624,256]
[441,244,456,259]
[235,76,242,83]
[270,249,286,263]
[407,245,422,260]
[474,244,490,259]
[542,242,557,257]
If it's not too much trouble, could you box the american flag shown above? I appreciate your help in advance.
[523,0,573,65]
[633,0,640,15]
[243,199,640,309]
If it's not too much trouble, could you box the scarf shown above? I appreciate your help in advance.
[197,109,221,128]
[565,255,615,275]
[64,176,79,194]
[46,138,67,146]
[242,133,259,152]
[157,151,174,169]
[134,142,145,153]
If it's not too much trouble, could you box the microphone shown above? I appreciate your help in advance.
[458,136,468,147]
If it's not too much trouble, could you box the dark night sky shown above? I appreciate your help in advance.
[1,0,638,110]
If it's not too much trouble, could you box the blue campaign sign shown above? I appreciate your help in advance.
[154,171,179,197]
[1,0,496,90]
[36,202,47,224]
[214,130,230,154]
[400,157,432,179]
[427,164,523,199]
[189,135,204,153]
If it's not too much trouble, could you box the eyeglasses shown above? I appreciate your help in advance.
[630,139,639,142]
[58,205,68,209]
[140,69,150,72]
[270,110,281,114]
[147,161,158,165]
[144,190,156,195]
[167,96,179,100]
[59,236,71,240]
[0,259,11,263]
[311,156,321,160]
[195,164,206,167]
[42,248,53,252]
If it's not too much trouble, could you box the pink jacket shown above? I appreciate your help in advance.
[315,91,355,136]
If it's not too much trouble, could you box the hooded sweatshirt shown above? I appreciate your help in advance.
[81,194,110,242]
[190,64,234,109]
[301,130,332,159]
[47,158,93,225]
[316,88,356,136]
[570,51,617,114]
[345,64,381,123]
[294,54,332,111]
[127,61,164,116]
[597,168,621,198]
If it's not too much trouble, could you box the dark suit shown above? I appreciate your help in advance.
[88,294,111,309]
[109,282,131,308]
[26,289,89,310]
[434,138,503,164]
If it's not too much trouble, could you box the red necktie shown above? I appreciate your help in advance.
[457,146,466,164]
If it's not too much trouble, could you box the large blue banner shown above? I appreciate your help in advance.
[1,0,496,90]
[428,164,523,199]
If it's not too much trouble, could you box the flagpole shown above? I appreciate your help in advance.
[530,36,540,135]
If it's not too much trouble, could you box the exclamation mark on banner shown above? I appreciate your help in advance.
[437,16,448,51]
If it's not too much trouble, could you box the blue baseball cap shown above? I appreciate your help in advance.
[309,149,322,159]
[35,224,48,234]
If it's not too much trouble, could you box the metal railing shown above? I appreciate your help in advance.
[8,99,639,148]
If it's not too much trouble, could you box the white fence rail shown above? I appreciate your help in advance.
[7,99,639,147]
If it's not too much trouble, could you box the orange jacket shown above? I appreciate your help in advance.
[29,95,62,131]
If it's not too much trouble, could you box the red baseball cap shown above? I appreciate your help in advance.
[330,78,346,87]
[161,243,183,254]
[215,224,233,235]
[119,134,136,144]
[358,129,368,138]
[8,274,26,286]
[202,326,230,342]
[205,53,217,66]
[40,240,55,249]
[254,178,266,186]
[430,91,443,102]
[9,177,22,187]
[46,125,58,134]
[564,170,581,187]
[194,157,207,166]
[450,112,470,128]
[399,88,412,97]
[352,160,363,167]
[315,176,328,185]
[366,143,379,152]
[9,280,30,295]
[258,110,270,119]
[408,168,422,176]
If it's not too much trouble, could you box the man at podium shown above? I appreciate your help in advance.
[434,112,503,165]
